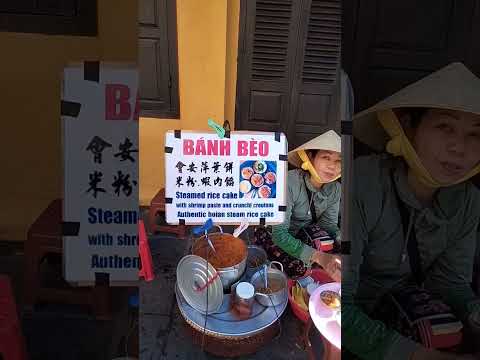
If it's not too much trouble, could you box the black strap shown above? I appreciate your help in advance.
[303,175,317,224]
[390,171,425,286]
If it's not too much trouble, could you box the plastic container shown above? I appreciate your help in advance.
[287,268,334,324]
[232,282,255,318]
[306,282,321,296]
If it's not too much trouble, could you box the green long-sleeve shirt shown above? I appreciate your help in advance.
[344,154,480,360]
[271,169,341,265]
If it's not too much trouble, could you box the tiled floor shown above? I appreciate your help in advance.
[0,224,325,359]
[139,228,324,360]
[0,241,135,360]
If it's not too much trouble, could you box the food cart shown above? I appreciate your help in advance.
[164,128,291,356]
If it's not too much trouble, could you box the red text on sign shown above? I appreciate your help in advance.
[183,139,231,156]
[182,139,269,157]
[237,140,269,157]
[105,84,138,121]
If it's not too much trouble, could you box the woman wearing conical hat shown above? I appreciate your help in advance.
[253,130,342,281]
[343,63,480,360]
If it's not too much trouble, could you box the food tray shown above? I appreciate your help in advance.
[175,282,287,339]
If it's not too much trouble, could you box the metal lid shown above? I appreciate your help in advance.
[176,255,223,314]
[236,282,254,300]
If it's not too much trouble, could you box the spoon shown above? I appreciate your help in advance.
[233,218,249,238]
[263,264,268,289]
[205,231,216,253]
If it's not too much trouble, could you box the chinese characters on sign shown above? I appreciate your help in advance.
[174,161,234,188]
[164,131,288,225]
[86,136,111,164]
[85,137,138,198]
[63,63,139,285]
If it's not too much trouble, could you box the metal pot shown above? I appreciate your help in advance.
[245,245,268,278]
[250,261,288,307]
[216,258,247,289]
[192,225,247,289]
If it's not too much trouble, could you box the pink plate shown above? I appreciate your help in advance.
[308,282,341,350]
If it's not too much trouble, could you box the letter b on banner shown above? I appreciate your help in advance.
[106,84,133,120]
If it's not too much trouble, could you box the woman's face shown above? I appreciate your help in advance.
[405,109,480,183]
[311,150,341,182]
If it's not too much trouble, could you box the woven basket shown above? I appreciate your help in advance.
[183,319,280,357]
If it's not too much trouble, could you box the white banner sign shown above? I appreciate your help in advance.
[62,62,139,285]
[164,131,288,225]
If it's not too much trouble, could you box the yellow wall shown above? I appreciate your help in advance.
[139,0,240,205]
[225,0,240,124]
[0,1,138,241]
[0,0,240,239]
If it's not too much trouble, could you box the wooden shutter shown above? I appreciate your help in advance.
[287,0,341,149]
[236,0,342,150]
[138,0,179,118]
[344,0,478,113]
[343,0,480,157]
[236,0,302,133]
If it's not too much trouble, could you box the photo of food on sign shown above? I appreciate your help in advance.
[239,160,277,199]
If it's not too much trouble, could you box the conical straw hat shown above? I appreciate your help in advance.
[288,130,341,168]
[353,62,480,151]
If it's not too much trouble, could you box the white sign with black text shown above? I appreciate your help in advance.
[164,131,288,225]
[62,63,139,285]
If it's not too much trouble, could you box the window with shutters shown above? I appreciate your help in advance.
[301,1,340,84]
[250,1,292,82]
[236,0,341,150]
[0,0,97,36]
[138,0,180,119]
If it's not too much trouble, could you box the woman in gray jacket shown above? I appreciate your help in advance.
[344,63,480,360]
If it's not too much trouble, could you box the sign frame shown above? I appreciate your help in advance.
[164,129,288,226]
